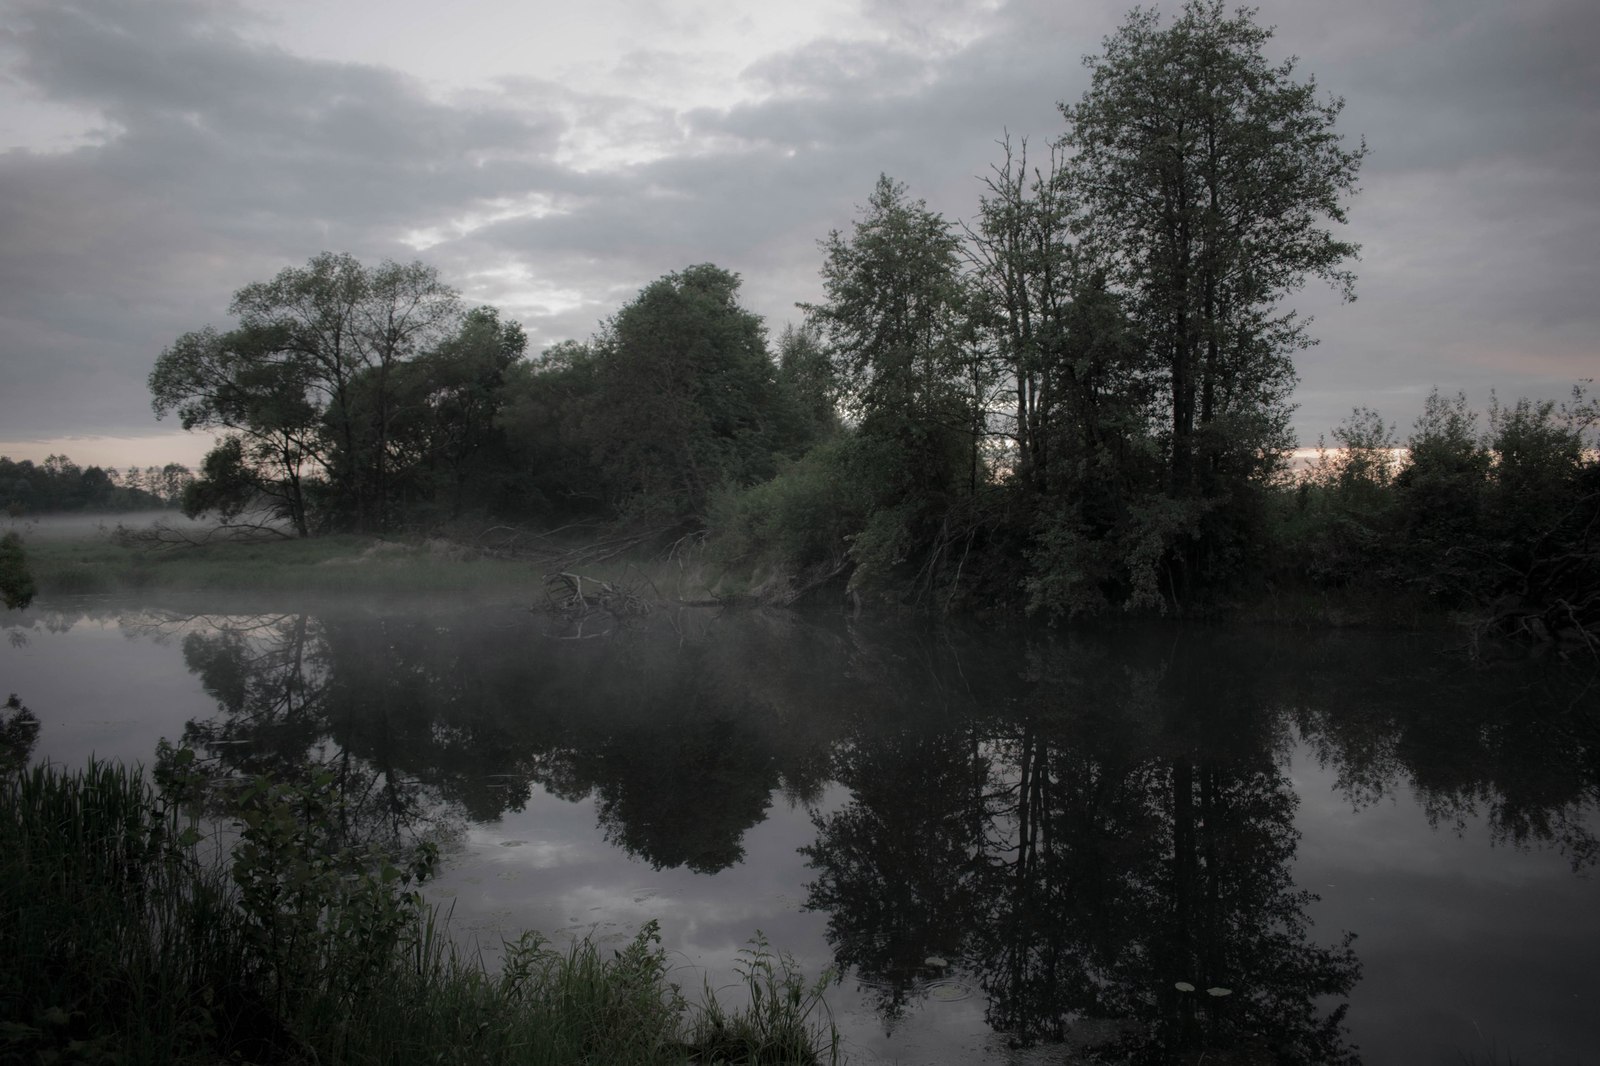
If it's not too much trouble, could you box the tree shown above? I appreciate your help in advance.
[497,340,609,521]
[372,306,527,518]
[151,325,320,535]
[151,253,462,533]
[1393,389,1490,597]
[775,322,838,440]
[0,532,35,610]
[589,264,794,524]
[1062,1,1365,590]
[812,176,972,468]
[806,177,984,595]
[968,136,1085,488]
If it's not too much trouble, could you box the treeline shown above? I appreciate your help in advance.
[0,455,190,516]
[1287,391,1598,640]
[148,2,1598,638]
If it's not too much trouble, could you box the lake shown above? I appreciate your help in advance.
[3,593,1596,1065]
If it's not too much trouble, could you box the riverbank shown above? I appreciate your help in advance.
[0,759,837,1065]
[10,518,1468,632]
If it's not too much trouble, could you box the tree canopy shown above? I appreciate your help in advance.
[134,5,1598,640]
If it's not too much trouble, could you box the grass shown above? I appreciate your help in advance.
[22,530,548,597]
[15,521,730,605]
[1,760,838,1065]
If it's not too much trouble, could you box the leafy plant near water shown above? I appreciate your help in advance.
[2,757,838,1064]
[689,933,839,1065]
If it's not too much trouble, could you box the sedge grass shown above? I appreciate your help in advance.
[2,761,837,1065]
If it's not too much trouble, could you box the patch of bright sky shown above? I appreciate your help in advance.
[0,431,213,471]
[461,263,593,323]
[238,0,882,109]
[235,0,999,170]
[399,192,564,251]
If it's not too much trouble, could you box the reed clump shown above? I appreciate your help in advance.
[1,759,836,1065]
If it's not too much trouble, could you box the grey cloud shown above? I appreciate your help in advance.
[0,0,1594,456]
[740,38,933,98]
[1,0,584,437]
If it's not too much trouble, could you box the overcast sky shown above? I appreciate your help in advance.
[1,0,1595,469]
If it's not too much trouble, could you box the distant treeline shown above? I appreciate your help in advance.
[0,455,191,516]
[144,2,1598,640]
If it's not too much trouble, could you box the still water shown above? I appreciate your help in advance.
[3,594,1596,1065]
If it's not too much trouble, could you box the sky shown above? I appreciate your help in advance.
[1,0,1596,470]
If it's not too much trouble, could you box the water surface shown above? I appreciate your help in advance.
[3,595,1596,1064]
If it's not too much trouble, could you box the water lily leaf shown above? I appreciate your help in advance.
[924,956,948,968]
[1174,981,1195,992]
[1206,986,1232,997]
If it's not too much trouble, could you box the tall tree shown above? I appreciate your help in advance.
[801,177,984,596]
[968,136,1082,487]
[589,264,792,524]
[151,253,462,533]
[373,306,527,518]
[150,325,321,535]
[1062,1,1364,583]
[812,175,972,470]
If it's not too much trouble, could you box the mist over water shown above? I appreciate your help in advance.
[1,511,217,542]
[3,595,1596,1064]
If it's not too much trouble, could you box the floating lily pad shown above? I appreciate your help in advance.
[1174,981,1195,992]
[1206,986,1233,997]
[924,956,949,968]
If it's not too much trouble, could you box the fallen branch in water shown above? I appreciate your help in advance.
[111,519,291,550]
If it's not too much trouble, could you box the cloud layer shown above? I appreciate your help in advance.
[1,0,1595,463]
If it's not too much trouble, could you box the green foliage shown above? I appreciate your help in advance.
[689,933,838,1066]
[0,454,180,516]
[1263,386,1600,643]
[0,694,40,773]
[226,767,439,1022]
[710,438,864,587]
[0,532,36,610]
[591,264,798,523]
[1394,389,1492,598]
[1060,0,1364,597]
[775,322,839,441]
[2,760,250,1065]
[2,758,837,1065]
[812,176,971,440]
[1483,386,1595,552]
[180,434,259,524]
[1027,488,1206,619]
[372,305,529,519]
[1284,407,1402,589]
[501,266,813,531]
[750,176,987,604]
[497,338,610,519]
[152,252,463,535]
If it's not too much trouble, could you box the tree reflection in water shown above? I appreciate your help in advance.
[72,601,1595,1062]
[153,607,840,872]
[803,630,1363,1063]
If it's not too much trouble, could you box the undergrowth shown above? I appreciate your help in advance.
[1,759,837,1065]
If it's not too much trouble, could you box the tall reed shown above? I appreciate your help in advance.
[1,760,838,1064]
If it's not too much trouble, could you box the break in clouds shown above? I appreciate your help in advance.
[1,0,1597,450]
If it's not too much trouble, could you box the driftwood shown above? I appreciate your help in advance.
[543,571,654,622]
[111,519,290,549]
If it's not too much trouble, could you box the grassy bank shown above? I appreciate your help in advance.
[21,529,547,597]
[1,761,837,1065]
[10,519,1469,635]
[13,521,732,606]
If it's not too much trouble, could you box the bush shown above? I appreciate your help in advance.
[2,757,838,1065]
